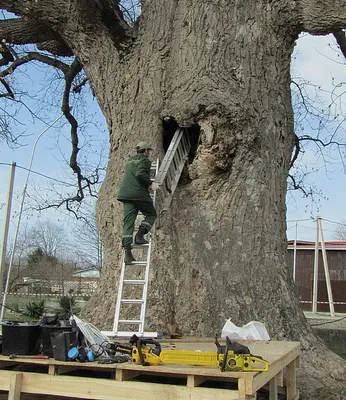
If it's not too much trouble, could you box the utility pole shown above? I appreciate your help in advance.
[293,221,297,282]
[0,113,64,321]
[0,162,16,295]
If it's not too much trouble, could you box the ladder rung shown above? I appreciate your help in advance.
[124,261,147,266]
[131,243,149,248]
[123,279,146,285]
[118,319,143,324]
[102,331,159,338]
[121,299,144,304]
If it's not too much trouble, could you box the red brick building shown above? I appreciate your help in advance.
[287,241,346,312]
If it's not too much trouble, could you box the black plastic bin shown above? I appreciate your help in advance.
[51,331,79,361]
[41,325,72,357]
[1,321,41,356]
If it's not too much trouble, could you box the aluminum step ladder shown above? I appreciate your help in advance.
[155,128,191,213]
[104,130,191,338]
[103,160,159,338]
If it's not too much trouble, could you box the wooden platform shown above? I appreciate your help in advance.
[0,339,299,400]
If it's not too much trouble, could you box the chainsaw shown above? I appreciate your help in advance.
[112,335,161,366]
[113,335,269,372]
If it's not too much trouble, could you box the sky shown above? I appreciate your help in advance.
[0,32,346,257]
[286,33,346,241]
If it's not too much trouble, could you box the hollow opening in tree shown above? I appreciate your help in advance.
[162,118,200,164]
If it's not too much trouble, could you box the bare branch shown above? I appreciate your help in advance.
[288,174,310,197]
[73,77,89,93]
[0,78,14,98]
[298,134,346,147]
[290,134,301,168]
[333,30,346,60]
[62,58,84,201]
[0,52,70,78]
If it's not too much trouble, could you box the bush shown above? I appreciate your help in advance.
[57,296,77,320]
[25,300,45,319]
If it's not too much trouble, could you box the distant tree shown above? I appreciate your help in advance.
[72,206,103,271]
[333,221,346,240]
[25,246,58,279]
[27,220,68,257]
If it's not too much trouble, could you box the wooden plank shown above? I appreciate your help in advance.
[55,366,81,375]
[250,345,300,394]
[238,378,256,400]
[187,375,208,388]
[277,370,283,386]
[286,359,297,400]
[115,369,140,381]
[48,365,56,375]
[0,361,17,369]
[269,375,278,400]
[8,373,22,400]
[0,371,239,400]
[0,340,300,400]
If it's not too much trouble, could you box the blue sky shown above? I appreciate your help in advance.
[0,33,345,251]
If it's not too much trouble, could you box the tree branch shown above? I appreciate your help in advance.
[0,0,135,50]
[0,52,70,78]
[333,30,346,60]
[297,1,346,34]
[0,17,73,56]
[62,58,84,201]
[73,77,89,93]
[290,134,301,168]
[288,174,310,197]
[0,78,14,98]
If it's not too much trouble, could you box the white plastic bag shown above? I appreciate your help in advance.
[221,319,270,341]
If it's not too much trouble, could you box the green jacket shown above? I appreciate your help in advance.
[117,153,153,202]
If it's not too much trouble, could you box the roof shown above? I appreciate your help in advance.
[287,240,346,250]
[73,268,100,277]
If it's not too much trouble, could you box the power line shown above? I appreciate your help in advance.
[322,219,346,227]
[287,218,314,223]
[0,162,75,186]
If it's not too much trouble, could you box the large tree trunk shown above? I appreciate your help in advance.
[2,0,346,398]
[86,2,346,398]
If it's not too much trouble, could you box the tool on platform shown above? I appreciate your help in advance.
[112,334,161,366]
[113,335,269,372]
[9,354,49,360]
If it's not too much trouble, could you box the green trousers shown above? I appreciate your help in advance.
[122,200,157,248]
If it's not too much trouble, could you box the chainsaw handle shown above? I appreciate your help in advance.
[220,337,231,372]
[137,339,150,366]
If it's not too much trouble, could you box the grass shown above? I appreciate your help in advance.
[3,294,89,322]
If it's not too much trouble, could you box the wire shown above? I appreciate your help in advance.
[287,218,314,223]
[322,219,346,227]
[0,162,75,186]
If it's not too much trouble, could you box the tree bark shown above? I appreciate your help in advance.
[93,2,346,398]
[2,0,346,398]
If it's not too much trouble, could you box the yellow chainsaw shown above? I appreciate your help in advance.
[114,335,268,372]
[160,337,269,372]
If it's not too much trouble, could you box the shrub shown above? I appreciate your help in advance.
[25,300,45,319]
[57,296,77,320]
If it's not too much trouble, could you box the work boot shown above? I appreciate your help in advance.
[135,225,149,245]
[124,248,136,264]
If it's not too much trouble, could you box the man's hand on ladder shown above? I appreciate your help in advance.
[150,182,161,191]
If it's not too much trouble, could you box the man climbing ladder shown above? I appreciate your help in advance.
[117,141,160,264]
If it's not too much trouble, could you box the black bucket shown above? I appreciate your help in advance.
[41,325,72,357]
[1,321,41,356]
[51,331,79,361]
